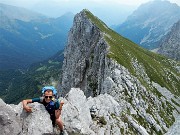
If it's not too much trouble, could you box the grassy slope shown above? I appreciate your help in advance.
[85,10,180,96]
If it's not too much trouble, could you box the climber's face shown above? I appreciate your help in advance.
[44,90,53,103]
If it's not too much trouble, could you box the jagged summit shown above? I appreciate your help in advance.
[63,9,180,96]
[62,9,180,134]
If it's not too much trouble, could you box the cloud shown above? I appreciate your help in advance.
[1,0,179,8]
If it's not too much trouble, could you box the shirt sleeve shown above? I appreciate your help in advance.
[54,100,60,110]
[32,98,41,103]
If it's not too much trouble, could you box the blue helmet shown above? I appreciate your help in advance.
[42,86,57,95]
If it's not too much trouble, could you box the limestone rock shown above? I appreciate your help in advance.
[61,88,95,135]
[20,102,53,135]
[0,99,54,135]
[165,115,180,135]
[0,99,22,135]
[61,88,122,135]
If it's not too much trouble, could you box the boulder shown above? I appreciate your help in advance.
[0,99,22,135]
[61,88,122,135]
[0,99,54,135]
[19,102,53,135]
[61,88,95,135]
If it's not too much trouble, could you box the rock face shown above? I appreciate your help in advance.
[157,20,180,60]
[61,10,106,97]
[61,9,180,134]
[62,10,110,97]
[165,115,180,135]
[62,88,94,134]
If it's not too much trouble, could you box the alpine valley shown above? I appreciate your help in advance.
[0,2,180,135]
[0,3,73,70]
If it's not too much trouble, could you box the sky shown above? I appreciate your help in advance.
[0,0,180,26]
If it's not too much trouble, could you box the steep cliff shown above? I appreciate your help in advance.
[62,9,180,134]
[157,20,180,61]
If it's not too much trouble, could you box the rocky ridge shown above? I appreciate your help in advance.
[1,88,179,135]
[0,88,124,135]
[61,9,180,134]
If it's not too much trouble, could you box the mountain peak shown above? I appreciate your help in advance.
[61,9,180,134]
[115,0,180,49]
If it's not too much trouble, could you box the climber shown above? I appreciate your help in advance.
[22,86,64,135]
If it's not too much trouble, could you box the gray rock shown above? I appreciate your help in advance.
[0,99,22,135]
[128,116,149,135]
[20,102,53,135]
[165,115,180,135]
[61,88,95,135]
[0,99,54,135]
[61,9,108,97]
[61,88,124,135]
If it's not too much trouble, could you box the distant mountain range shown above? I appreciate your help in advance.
[0,3,73,70]
[157,20,180,60]
[114,0,180,50]
[0,3,46,21]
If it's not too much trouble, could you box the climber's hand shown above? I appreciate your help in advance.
[24,106,33,113]
[60,100,64,109]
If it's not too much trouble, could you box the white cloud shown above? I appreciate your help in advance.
[170,0,180,5]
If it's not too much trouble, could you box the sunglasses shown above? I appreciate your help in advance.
[45,96,53,99]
